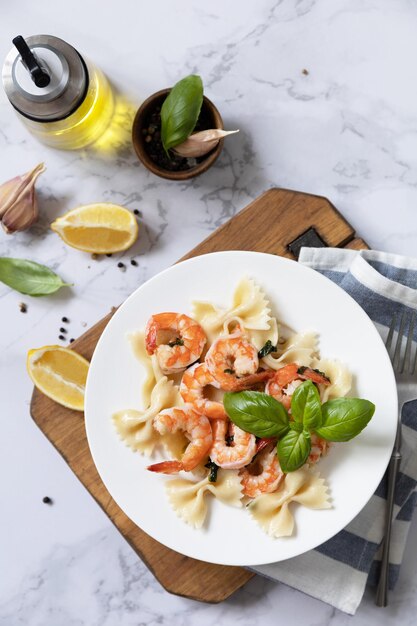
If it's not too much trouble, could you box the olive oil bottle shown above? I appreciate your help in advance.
[2,35,114,150]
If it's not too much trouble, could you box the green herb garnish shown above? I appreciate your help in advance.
[0,257,71,296]
[291,380,322,430]
[258,340,277,359]
[224,381,375,472]
[161,74,203,153]
[278,429,311,473]
[205,460,219,482]
[223,390,289,438]
[315,398,375,442]
[224,368,235,375]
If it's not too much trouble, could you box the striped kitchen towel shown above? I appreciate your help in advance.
[251,248,417,615]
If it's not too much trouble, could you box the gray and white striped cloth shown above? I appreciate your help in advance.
[251,248,417,615]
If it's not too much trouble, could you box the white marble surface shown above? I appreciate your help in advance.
[1,0,417,623]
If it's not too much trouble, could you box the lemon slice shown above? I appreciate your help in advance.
[27,345,89,411]
[51,203,139,253]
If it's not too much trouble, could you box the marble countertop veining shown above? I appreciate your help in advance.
[1,1,417,624]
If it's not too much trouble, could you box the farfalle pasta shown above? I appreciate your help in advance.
[113,376,184,456]
[262,331,318,369]
[128,330,165,407]
[166,469,243,528]
[248,467,331,537]
[311,358,352,402]
[192,277,272,344]
[110,277,369,538]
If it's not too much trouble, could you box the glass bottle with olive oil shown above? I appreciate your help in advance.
[2,35,114,150]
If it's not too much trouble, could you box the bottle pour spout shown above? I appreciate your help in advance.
[12,35,51,88]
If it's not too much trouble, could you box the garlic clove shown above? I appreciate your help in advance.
[173,129,239,158]
[0,163,45,234]
[2,185,39,233]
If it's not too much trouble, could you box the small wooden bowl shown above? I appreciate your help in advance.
[132,89,224,181]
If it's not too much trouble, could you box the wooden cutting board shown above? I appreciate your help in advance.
[30,188,367,603]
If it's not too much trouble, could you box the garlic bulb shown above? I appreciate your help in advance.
[173,129,239,158]
[0,163,46,234]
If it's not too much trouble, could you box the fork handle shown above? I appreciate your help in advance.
[375,451,402,607]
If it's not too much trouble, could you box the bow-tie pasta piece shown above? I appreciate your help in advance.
[262,331,318,370]
[192,277,272,344]
[222,315,279,352]
[166,469,243,528]
[311,358,352,401]
[248,467,331,538]
[129,330,165,408]
[113,376,184,456]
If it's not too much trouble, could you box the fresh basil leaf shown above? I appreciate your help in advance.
[278,429,311,472]
[223,391,289,438]
[258,340,277,359]
[161,75,203,152]
[315,398,375,442]
[289,421,303,433]
[291,380,322,429]
[0,257,71,296]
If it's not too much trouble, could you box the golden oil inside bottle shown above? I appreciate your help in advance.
[19,63,114,150]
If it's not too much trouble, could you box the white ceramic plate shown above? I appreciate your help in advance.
[85,251,397,566]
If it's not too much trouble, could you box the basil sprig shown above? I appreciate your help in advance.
[161,74,203,153]
[291,379,322,429]
[315,398,375,442]
[278,429,311,473]
[223,391,289,438]
[224,381,375,472]
[0,257,71,296]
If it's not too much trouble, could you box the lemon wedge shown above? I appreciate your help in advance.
[27,345,89,411]
[51,203,139,253]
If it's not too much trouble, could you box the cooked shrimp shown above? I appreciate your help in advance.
[240,445,284,498]
[308,433,329,465]
[205,331,273,391]
[147,405,212,474]
[145,312,206,374]
[266,376,302,409]
[266,363,330,409]
[180,362,228,420]
[209,420,256,469]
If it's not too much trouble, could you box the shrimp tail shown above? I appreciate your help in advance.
[147,460,183,474]
[298,366,330,385]
[229,369,274,391]
[275,363,299,387]
[144,319,158,355]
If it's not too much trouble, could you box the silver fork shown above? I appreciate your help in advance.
[376,310,417,607]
